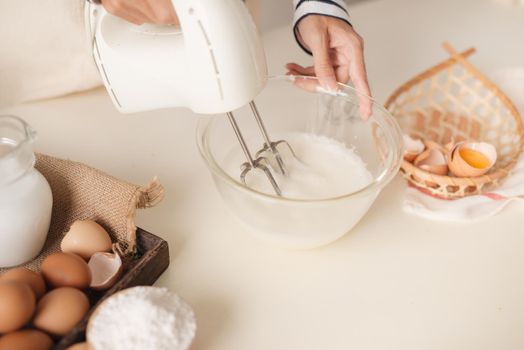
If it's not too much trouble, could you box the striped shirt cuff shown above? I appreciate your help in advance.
[293,0,351,55]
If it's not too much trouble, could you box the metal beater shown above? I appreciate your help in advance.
[227,101,297,196]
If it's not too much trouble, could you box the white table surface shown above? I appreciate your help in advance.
[2,0,524,349]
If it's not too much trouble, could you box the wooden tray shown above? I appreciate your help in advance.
[54,227,169,349]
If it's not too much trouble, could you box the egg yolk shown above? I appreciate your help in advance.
[459,148,490,169]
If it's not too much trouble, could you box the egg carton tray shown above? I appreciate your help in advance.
[55,228,169,349]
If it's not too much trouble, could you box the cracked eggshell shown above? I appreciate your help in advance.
[61,220,112,260]
[88,252,123,291]
[402,134,425,162]
[414,147,449,175]
[423,139,451,153]
[448,142,497,177]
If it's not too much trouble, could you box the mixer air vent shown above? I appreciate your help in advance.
[93,39,122,108]
[197,19,224,100]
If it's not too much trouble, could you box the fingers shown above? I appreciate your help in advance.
[101,0,179,25]
[147,0,179,25]
[287,59,350,86]
[297,16,339,90]
[285,61,368,119]
[308,33,338,91]
[285,63,315,76]
[284,64,321,92]
[343,36,372,119]
[334,65,350,84]
[134,1,158,23]
[102,0,149,25]
[329,51,349,83]
[290,76,322,93]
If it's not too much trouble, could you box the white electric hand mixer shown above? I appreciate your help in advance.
[86,0,297,196]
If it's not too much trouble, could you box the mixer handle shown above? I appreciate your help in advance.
[87,0,268,115]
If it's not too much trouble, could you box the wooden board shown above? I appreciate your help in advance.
[54,227,170,349]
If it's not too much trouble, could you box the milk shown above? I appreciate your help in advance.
[224,132,373,199]
[0,121,53,267]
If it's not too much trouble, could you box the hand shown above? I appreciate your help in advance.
[286,15,372,119]
[100,0,179,26]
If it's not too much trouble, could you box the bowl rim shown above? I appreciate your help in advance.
[196,75,403,203]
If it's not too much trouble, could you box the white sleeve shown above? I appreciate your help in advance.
[292,0,351,54]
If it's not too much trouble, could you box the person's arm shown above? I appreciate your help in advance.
[93,0,370,118]
[292,0,351,55]
[288,0,371,119]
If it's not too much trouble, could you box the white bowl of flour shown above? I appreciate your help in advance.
[197,76,403,249]
[87,287,196,350]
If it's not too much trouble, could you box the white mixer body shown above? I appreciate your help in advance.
[88,0,268,114]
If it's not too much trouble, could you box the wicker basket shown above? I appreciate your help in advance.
[385,43,524,199]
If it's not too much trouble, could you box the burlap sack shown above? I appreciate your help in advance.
[0,153,164,273]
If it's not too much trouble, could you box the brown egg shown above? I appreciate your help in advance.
[0,268,46,299]
[0,282,36,333]
[33,287,90,337]
[41,252,92,289]
[66,342,91,350]
[0,329,53,350]
[61,220,112,260]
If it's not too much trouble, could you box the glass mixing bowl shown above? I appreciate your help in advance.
[197,76,403,249]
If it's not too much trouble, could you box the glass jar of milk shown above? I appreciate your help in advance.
[0,115,52,267]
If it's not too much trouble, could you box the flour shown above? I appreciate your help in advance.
[224,132,373,199]
[87,287,196,350]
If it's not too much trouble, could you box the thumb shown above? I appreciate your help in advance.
[309,34,338,91]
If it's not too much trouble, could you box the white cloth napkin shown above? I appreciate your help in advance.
[403,155,524,221]
[403,67,524,221]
